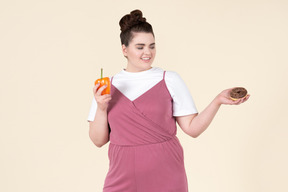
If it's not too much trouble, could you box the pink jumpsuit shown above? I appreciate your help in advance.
[104,71,188,192]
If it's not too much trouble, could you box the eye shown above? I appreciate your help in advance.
[137,47,144,50]
[150,46,155,49]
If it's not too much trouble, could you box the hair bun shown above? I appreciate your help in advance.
[119,9,147,32]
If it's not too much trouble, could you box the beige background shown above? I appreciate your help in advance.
[1,0,287,191]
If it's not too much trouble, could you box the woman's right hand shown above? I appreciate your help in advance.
[93,83,112,111]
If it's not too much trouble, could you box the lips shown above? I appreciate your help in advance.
[141,57,151,62]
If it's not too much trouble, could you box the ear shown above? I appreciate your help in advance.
[122,44,128,57]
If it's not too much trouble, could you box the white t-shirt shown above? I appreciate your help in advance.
[87,67,197,122]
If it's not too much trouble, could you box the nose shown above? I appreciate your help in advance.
[144,47,151,55]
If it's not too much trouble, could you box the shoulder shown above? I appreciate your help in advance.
[165,70,181,79]
[164,70,185,85]
[164,70,191,98]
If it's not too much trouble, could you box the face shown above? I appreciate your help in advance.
[122,32,156,72]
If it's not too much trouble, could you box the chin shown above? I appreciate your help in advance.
[142,61,153,67]
[143,65,152,70]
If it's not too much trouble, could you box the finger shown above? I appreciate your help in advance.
[245,94,250,100]
[95,93,111,103]
[242,95,250,103]
[106,94,112,99]
[97,97,112,106]
[103,97,112,103]
[96,85,107,96]
[101,94,111,100]
[93,83,100,94]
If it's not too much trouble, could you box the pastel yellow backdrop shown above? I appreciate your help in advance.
[1,0,287,192]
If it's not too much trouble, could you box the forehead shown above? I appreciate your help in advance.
[130,32,155,44]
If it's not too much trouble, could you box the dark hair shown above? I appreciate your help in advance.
[119,9,154,46]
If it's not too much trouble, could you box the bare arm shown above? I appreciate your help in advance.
[88,84,112,147]
[176,88,250,138]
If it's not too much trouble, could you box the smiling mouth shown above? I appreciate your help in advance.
[141,57,151,61]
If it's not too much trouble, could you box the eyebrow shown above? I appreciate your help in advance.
[135,43,155,46]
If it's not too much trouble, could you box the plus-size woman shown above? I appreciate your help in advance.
[87,9,249,192]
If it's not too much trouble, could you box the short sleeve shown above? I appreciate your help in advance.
[87,96,97,122]
[165,71,198,116]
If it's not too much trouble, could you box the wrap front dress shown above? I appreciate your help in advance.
[104,71,188,192]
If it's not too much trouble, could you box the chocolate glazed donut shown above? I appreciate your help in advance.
[230,87,248,101]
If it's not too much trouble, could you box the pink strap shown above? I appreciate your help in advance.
[163,71,166,80]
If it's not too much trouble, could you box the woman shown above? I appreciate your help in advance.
[87,9,249,192]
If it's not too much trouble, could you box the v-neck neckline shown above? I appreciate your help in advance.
[112,79,164,103]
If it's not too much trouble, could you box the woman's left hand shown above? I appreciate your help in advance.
[215,88,250,105]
